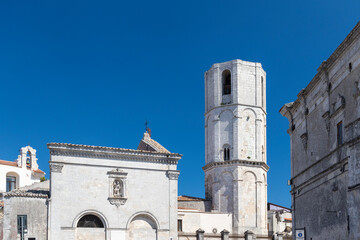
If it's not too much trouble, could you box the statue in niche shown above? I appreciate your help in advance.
[113,179,123,197]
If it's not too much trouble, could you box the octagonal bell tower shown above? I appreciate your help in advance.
[203,59,269,235]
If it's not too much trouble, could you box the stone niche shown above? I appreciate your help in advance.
[107,168,128,207]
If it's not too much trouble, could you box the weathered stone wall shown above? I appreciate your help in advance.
[3,196,48,240]
[281,21,360,240]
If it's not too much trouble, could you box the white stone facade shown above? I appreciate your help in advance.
[280,21,360,240]
[47,138,181,240]
[0,146,45,194]
[204,60,269,235]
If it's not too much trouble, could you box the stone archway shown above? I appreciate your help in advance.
[127,214,157,240]
[75,214,106,240]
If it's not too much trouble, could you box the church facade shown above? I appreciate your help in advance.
[1,59,283,240]
[47,132,181,240]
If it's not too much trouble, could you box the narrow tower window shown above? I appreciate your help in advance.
[337,121,343,146]
[223,145,230,161]
[261,76,264,107]
[222,70,231,95]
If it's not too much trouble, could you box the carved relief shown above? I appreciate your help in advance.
[49,163,64,173]
[113,179,123,197]
[107,168,127,207]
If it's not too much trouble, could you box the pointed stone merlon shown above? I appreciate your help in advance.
[196,228,205,240]
[245,230,256,240]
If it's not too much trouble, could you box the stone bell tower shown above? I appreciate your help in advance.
[203,59,269,235]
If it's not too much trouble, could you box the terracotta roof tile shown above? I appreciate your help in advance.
[137,132,171,153]
[0,160,18,167]
[33,169,45,174]
[178,195,206,201]
[4,188,49,198]
[178,206,199,211]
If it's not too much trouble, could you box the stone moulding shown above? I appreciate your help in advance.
[167,170,180,180]
[331,94,346,117]
[108,197,127,207]
[202,159,269,171]
[48,148,180,165]
[107,168,128,177]
[49,162,64,173]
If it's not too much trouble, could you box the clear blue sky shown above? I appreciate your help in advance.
[0,0,359,208]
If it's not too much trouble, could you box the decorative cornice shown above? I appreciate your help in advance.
[167,170,180,180]
[48,143,181,165]
[203,159,269,171]
[288,21,360,112]
[47,142,182,156]
[107,168,128,177]
[49,162,64,173]
[108,197,127,207]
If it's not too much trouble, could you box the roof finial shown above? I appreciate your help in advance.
[145,119,151,137]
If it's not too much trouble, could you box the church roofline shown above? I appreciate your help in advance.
[47,142,182,162]
[0,159,45,174]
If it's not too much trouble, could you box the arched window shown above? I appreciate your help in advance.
[223,145,230,161]
[26,151,31,169]
[6,173,18,192]
[222,70,231,95]
[77,214,104,228]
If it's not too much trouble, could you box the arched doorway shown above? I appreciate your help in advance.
[127,214,157,240]
[76,214,106,240]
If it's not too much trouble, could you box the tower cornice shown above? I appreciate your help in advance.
[202,159,269,172]
[204,103,267,116]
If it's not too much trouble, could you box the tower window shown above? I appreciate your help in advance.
[178,219,183,232]
[337,121,343,146]
[223,146,230,161]
[222,70,231,95]
[261,76,264,107]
